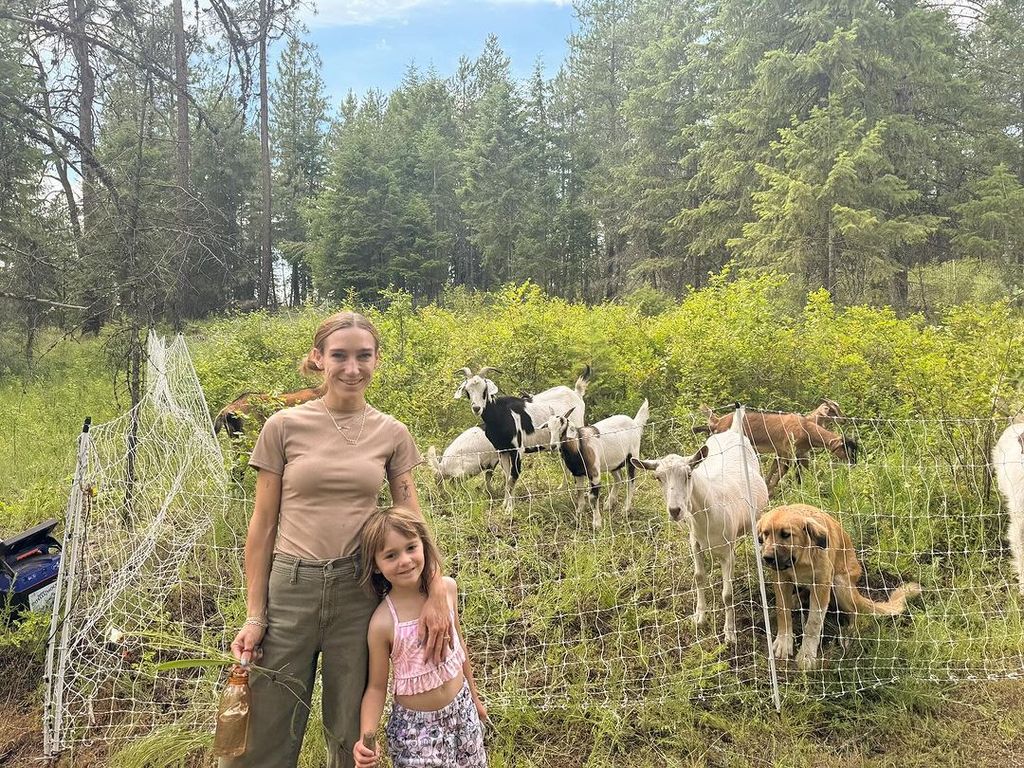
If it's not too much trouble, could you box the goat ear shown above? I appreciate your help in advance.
[453,382,466,399]
[804,519,829,549]
[689,444,710,468]
[485,380,498,401]
[1017,433,1024,454]
[699,404,713,418]
[631,456,659,471]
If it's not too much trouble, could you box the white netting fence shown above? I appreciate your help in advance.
[43,335,1024,759]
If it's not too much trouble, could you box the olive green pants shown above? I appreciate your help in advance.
[220,552,378,768]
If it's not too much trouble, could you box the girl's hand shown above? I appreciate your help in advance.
[418,587,453,665]
[353,737,378,768]
[229,623,266,666]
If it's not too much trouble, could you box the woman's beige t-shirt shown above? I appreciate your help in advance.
[248,400,422,559]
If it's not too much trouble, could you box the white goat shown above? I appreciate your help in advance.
[992,421,1024,595]
[427,426,500,494]
[454,365,591,511]
[632,407,769,643]
[543,400,649,528]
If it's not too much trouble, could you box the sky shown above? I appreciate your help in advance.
[296,0,578,107]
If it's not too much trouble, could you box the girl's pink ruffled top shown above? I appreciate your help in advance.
[385,595,466,696]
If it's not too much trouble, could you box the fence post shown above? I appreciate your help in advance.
[43,417,93,759]
[735,404,783,713]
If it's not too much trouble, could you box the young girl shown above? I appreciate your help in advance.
[354,507,488,768]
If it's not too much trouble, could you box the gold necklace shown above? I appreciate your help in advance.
[323,400,368,445]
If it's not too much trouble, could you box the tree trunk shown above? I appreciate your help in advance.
[824,211,835,296]
[257,0,274,309]
[67,0,95,231]
[172,0,191,326]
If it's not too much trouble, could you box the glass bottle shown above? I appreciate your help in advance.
[212,666,251,757]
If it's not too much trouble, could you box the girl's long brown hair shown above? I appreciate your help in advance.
[359,506,443,598]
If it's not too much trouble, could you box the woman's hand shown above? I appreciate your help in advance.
[229,623,266,666]
[352,737,379,768]
[474,696,488,725]
[418,585,453,665]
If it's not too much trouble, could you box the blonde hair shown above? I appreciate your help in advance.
[299,311,381,378]
[359,506,443,598]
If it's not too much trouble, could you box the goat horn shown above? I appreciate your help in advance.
[456,367,473,379]
[477,366,501,378]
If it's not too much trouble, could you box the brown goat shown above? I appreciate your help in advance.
[213,386,321,438]
[697,401,857,494]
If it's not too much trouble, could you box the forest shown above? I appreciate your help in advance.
[2,0,1023,373]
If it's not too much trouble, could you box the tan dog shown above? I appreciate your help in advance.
[757,504,921,669]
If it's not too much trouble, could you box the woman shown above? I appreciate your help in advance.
[225,311,451,768]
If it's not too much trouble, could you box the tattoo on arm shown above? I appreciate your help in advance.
[399,479,412,501]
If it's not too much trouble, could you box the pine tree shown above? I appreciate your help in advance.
[458,52,530,289]
[952,164,1024,270]
[270,34,329,304]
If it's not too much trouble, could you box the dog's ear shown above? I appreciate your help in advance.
[804,518,829,549]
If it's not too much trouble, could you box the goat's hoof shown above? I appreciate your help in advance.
[692,611,708,627]
[724,628,737,645]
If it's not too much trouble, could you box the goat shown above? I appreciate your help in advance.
[213,387,321,438]
[454,365,591,511]
[992,422,1024,595]
[698,401,856,494]
[214,387,320,478]
[543,400,649,528]
[426,426,501,495]
[632,406,769,644]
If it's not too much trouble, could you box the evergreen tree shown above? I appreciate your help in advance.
[458,47,530,289]
[952,164,1024,272]
[270,34,329,304]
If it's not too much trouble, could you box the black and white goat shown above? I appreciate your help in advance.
[454,365,591,510]
[543,400,649,528]
[426,426,500,494]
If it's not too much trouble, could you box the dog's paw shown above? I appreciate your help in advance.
[796,649,819,670]
[772,634,794,658]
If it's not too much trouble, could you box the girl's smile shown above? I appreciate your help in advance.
[375,529,425,589]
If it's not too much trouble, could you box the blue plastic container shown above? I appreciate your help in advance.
[0,518,62,616]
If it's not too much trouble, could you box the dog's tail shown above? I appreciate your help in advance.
[574,365,592,398]
[847,581,922,617]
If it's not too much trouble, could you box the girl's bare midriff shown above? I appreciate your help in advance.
[394,670,466,712]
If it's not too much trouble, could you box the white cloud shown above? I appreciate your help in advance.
[375,38,392,51]
[306,0,570,28]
